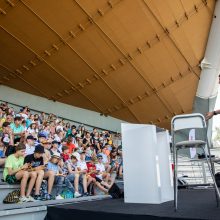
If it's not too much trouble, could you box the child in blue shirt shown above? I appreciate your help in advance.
[44,153,63,200]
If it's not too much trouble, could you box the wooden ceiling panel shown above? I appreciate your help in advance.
[80,80,123,110]
[69,27,122,71]
[3,78,43,98]
[0,0,215,129]
[111,107,141,123]
[17,63,70,98]
[45,46,96,84]
[0,2,59,54]
[128,94,171,123]
[103,64,151,101]
[0,28,34,70]
[58,92,99,113]
[169,74,199,112]
[96,0,159,53]
[22,0,87,36]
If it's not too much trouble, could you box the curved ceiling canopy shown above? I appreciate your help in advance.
[0,0,215,129]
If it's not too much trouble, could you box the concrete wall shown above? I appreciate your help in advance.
[0,207,47,220]
[0,85,125,132]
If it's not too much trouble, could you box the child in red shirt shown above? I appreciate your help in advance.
[86,157,112,194]
[66,136,76,154]
[61,145,69,162]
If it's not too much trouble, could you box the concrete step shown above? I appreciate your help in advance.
[0,195,111,220]
[0,206,47,220]
[0,180,112,204]
[0,194,110,211]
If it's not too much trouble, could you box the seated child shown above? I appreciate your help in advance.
[3,143,37,202]
[24,144,45,200]
[43,152,62,200]
[61,145,69,162]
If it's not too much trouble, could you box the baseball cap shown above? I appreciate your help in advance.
[38,132,47,138]
[72,152,80,161]
[52,140,59,144]
[26,135,35,140]
[34,144,45,154]
[51,152,61,159]
[85,156,92,162]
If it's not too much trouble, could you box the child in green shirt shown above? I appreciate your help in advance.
[4,143,37,203]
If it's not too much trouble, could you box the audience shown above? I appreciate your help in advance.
[0,102,123,203]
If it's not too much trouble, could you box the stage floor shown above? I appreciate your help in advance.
[46,189,220,220]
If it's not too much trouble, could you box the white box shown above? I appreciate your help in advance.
[121,123,173,204]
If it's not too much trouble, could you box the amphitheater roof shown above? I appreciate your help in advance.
[0,0,215,128]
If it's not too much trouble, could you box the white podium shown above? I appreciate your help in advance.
[121,123,173,204]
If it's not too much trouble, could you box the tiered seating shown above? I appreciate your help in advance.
[0,101,118,220]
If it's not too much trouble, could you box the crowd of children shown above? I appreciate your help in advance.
[0,102,123,203]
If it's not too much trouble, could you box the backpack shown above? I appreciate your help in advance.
[61,189,73,199]
[39,180,48,200]
[108,183,124,199]
[3,189,20,204]
[215,172,220,187]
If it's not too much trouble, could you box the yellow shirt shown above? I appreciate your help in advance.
[0,118,6,132]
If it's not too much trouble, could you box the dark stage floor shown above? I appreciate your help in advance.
[46,189,220,220]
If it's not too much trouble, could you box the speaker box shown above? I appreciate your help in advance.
[109,182,124,199]
[215,173,220,187]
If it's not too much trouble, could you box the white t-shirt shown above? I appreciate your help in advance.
[77,160,87,171]
[56,125,63,132]
[54,134,61,143]
[27,127,38,135]
[21,113,28,120]
[25,144,35,156]
[100,153,108,164]
[95,162,105,180]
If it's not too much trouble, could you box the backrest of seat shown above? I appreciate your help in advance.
[171,113,207,151]
[171,113,206,132]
